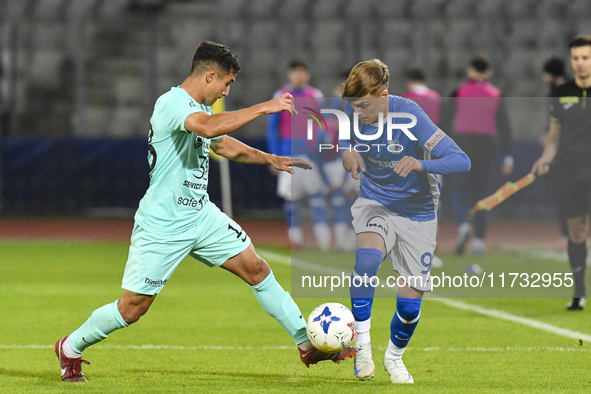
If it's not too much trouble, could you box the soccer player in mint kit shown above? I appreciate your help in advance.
[55,41,355,382]
[339,59,470,383]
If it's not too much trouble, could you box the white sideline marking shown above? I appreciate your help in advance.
[258,249,591,343]
[2,344,588,352]
[430,298,591,342]
[419,346,589,352]
[500,245,591,265]
[0,344,292,350]
[258,249,291,266]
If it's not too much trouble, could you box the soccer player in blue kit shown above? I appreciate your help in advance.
[54,41,355,382]
[339,60,471,383]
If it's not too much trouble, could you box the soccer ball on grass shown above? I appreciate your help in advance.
[306,302,356,353]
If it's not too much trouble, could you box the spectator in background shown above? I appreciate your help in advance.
[542,57,569,250]
[266,61,331,250]
[442,57,514,255]
[543,57,567,92]
[401,68,442,125]
[321,71,358,251]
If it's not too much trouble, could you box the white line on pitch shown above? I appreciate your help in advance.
[2,344,588,352]
[430,298,591,342]
[500,245,591,265]
[0,344,293,350]
[258,249,591,343]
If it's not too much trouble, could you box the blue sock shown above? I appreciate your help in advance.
[390,297,422,348]
[331,189,347,224]
[309,192,328,225]
[350,248,383,321]
[284,201,302,228]
[68,300,129,353]
[251,271,308,345]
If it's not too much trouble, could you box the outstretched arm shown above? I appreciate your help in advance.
[393,144,471,178]
[211,136,312,174]
[417,144,471,174]
[185,93,297,139]
[531,121,561,176]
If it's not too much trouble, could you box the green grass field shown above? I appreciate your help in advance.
[1,240,590,393]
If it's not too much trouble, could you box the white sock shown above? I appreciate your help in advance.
[62,337,82,359]
[313,223,332,251]
[386,339,405,360]
[298,339,312,351]
[355,318,371,345]
[334,223,350,251]
[458,222,472,236]
[289,226,304,245]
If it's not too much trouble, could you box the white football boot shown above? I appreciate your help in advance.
[383,355,414,384]
[431,254,443,268]
[471,237,486,256]
[353,343,375,380]
[455,222,473,255]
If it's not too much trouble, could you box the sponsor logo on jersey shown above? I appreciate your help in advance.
[194,136,204,149]
[145,278,168,286]
[183,180,207,191]
[388,140,404,154]
[366,156,398,169]
[559,96,579,104]
[563,102,575,110]
[189,101,197,108]
[424,129,446,151]
[366,216,389,236]
[176,195,206,211]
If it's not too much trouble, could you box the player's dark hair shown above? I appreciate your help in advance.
[469,56,490,73]
[569,35,591,49]
[543,57,565,77]
[406,68,426,82]
[191,41,241,76]
[289,60,309,70]
[342,59,389,99]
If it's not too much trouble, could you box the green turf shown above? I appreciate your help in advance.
[0,241,590,393]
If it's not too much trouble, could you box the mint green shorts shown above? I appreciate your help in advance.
[121,202,251,295]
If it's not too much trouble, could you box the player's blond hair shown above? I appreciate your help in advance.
[342,59,389,99]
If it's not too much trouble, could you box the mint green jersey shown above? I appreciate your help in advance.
[135,87,218,234]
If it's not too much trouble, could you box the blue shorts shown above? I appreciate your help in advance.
[121,202,251,295]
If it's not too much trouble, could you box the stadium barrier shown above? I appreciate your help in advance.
[1,137,552,217]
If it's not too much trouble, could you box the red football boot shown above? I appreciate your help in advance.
[55,336,90,382]
[299,345,356,367]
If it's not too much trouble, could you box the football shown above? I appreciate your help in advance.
[306,302,356,353]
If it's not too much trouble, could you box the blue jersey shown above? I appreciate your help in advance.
[342,95,470,221]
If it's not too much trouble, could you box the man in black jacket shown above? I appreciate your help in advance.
[533,35,591,311]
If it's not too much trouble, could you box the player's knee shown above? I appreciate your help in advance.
[569,228,588,244]
[119,298,153,324]
[567,217,589,243]
[121,304,150,324]
[354,248,383,277]
[244,255,271,286]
